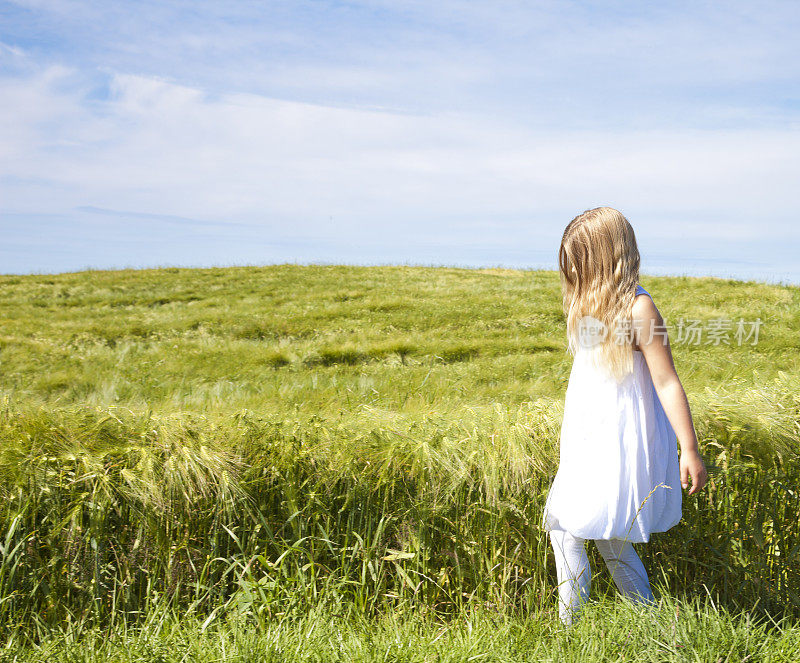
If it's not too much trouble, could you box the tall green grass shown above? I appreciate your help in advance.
[0,264,798,646]
[0,376,797,639]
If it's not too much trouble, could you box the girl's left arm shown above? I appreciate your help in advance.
[632,295,708,496]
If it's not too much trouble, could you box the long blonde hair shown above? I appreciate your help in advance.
[558,206,641,381]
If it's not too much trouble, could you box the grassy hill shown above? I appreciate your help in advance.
[1,264,799,660]
[3,264,799,416]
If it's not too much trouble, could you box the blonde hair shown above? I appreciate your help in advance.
[558,206,641,381]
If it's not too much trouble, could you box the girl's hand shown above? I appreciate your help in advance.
[680,450,708,495]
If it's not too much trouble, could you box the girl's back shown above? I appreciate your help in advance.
[542,284,683,543]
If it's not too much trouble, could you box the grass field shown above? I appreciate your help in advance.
[1,264,799,660]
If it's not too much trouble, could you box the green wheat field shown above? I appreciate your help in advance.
[1,264,799,661]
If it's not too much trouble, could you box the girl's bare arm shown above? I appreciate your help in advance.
[632,295,708,496]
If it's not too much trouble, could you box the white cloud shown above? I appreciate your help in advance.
[2,65,799,249]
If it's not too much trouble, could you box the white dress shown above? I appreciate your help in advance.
[541,285,683,543]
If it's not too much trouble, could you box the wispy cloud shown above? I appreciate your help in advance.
[76,206,259,228]
[5,1,799,124]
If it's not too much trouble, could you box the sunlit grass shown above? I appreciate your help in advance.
[2,265,797,415]
[4,593,799,662]
[0,264,798,656]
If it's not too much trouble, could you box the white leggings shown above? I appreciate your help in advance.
[549,529,656,625]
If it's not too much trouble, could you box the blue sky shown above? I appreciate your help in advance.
[1,0,799,280]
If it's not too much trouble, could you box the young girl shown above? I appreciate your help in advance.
[542,207,708,626]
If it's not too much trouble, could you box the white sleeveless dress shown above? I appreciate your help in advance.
[541,285,682,543]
